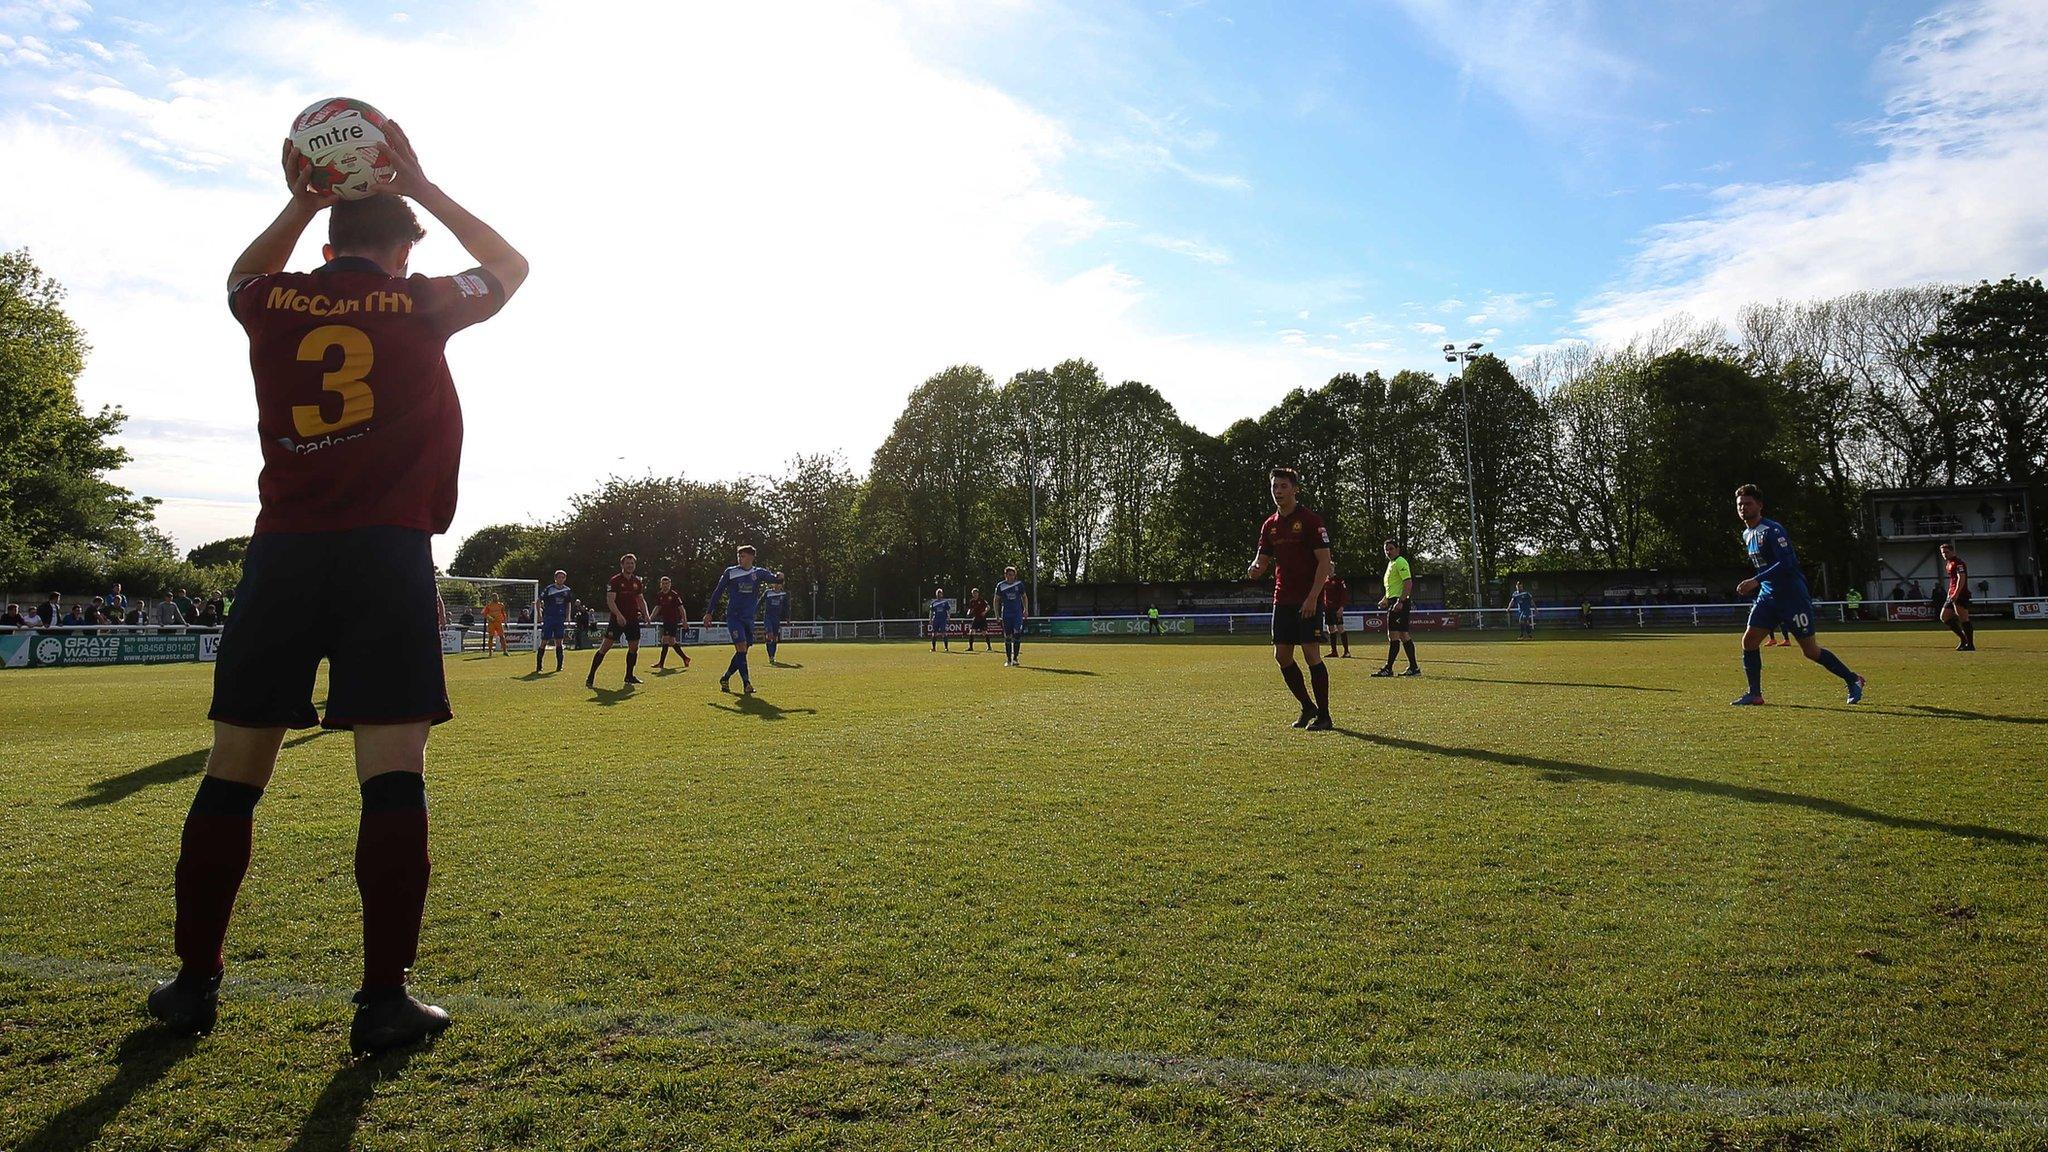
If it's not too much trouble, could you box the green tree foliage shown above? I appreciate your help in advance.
[1638,350,1792,571]
[864,366,1003,603]
[187,536,251,569]
[1092,381,1186,581]
[1432,354,1551,598]
[763,453,861,617]
[450,523,548,577]
[0,250,155,585]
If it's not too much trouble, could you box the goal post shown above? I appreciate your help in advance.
[437,574,540,654]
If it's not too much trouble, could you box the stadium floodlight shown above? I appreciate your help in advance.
[1445,341,1486,620]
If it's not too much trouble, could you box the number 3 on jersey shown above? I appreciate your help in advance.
[292,325,374,437]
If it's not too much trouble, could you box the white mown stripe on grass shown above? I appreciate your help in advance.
[5,950,2043,1131]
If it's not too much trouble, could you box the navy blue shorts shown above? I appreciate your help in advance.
[541,618,567,641]
[1002,614,1025,635]
[1747,594,1816,639]
[210,526,448,730]
[728,618,755,645]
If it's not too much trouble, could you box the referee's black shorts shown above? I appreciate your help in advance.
[1387,603,1413,632]
[1271,604,1324,646]
[210,526,448,730]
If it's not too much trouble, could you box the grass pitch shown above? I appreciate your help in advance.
[3,628,2046,1150]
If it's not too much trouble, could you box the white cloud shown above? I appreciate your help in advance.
[1139,233,1230,263]
[1411,321,1447,335]
[1580,0,2048,343]
[1388,0,1637,124]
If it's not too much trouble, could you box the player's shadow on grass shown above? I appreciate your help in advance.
[1432,674,1679,694]
[1903,703,2048,725]
[588,686,636,706]
[283,1045,423,1152]
[708,696,818,721]
[13,1024,200,1152]
[64,730,334,810]
[1018,665,1098,676]
[766,661,805,669]
[1332,729,2046,847]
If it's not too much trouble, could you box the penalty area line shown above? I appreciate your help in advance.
[4,950,2044,1131]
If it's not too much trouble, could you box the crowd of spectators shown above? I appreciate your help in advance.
[0,585,231,631]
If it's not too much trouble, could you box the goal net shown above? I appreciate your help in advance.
[437,574,540,654]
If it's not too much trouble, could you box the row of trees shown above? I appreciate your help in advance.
[6,241,2042,612]
[451,277,2048,614]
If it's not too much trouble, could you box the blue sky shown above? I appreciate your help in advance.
[2,0,2044,560]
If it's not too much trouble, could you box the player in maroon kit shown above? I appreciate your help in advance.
[148,124,527,1053]
[1246,467,1335,730]
[652,575,692,670]
[589,553,650,687]
[1322,566,1350,658]
[965,588,991,651]
[1939,541,1976,651]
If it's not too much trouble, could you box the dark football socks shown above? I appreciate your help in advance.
[357,771,429,992]
[1947,619,1966,640]
[766,641,777,661]
[554,648,563,671]
[738,652,751,681]
[625,651,638,679]
[1964,621,1975,646]
[588,650,605,679]
[1309,662,1331,717]
[1279,663,1313,708]
[725,652,742,679]
[1815,648,1857,683]
[174,775,263,983]
[1403,640,1418,670]
[1743,648,1763,696]
[1385,639,1399,668]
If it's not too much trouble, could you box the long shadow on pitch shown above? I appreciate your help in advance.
[283,1045,423,1152]
[65,730,334,809]
[1333,729,2045,847]
[13,1025,201,1152]
[588,686,637,706]
[1431,675,1679,694]
[1018,666,1099,676]
[1772,702,2048,726]
[708,695,818,721]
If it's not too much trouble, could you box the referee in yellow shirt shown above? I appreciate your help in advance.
[1373,539,1421,677]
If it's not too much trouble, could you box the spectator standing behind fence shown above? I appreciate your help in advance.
[155,597,186,626]
[127,602,145,626]
[2,604,24,627]
[108,583,129,616]
[174,587,196,621]
[36,594,60,627]
[64,604,87,626]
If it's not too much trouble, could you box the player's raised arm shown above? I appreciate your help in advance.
[227,141,336,292]
[379,120,529,297]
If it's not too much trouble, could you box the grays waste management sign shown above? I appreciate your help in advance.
[0,633,221,668]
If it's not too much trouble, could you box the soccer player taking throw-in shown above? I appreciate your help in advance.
[1246,467,1334,730]
[150,122,527,1054]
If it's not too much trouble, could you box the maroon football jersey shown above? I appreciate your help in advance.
[609,572,647,619]
[230,257,506,535]
[654,588,685,624]
[1322,576,1347,611]
[1257,505,1331,605]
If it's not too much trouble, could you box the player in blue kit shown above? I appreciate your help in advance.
[930,587,951,651]
[1508,581,1534,639]
[762,581,788,664]
[994,566,1028,666]
[536,569,571,673]
[1731,484,1865,706]
[704,545,782,694]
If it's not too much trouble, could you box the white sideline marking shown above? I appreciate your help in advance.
[5,950,2044,1131]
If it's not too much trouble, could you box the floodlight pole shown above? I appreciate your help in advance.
[1026,423,1041,612]
[1443,341,1485,618]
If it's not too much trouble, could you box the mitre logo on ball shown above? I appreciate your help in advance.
[290,97,394,200]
